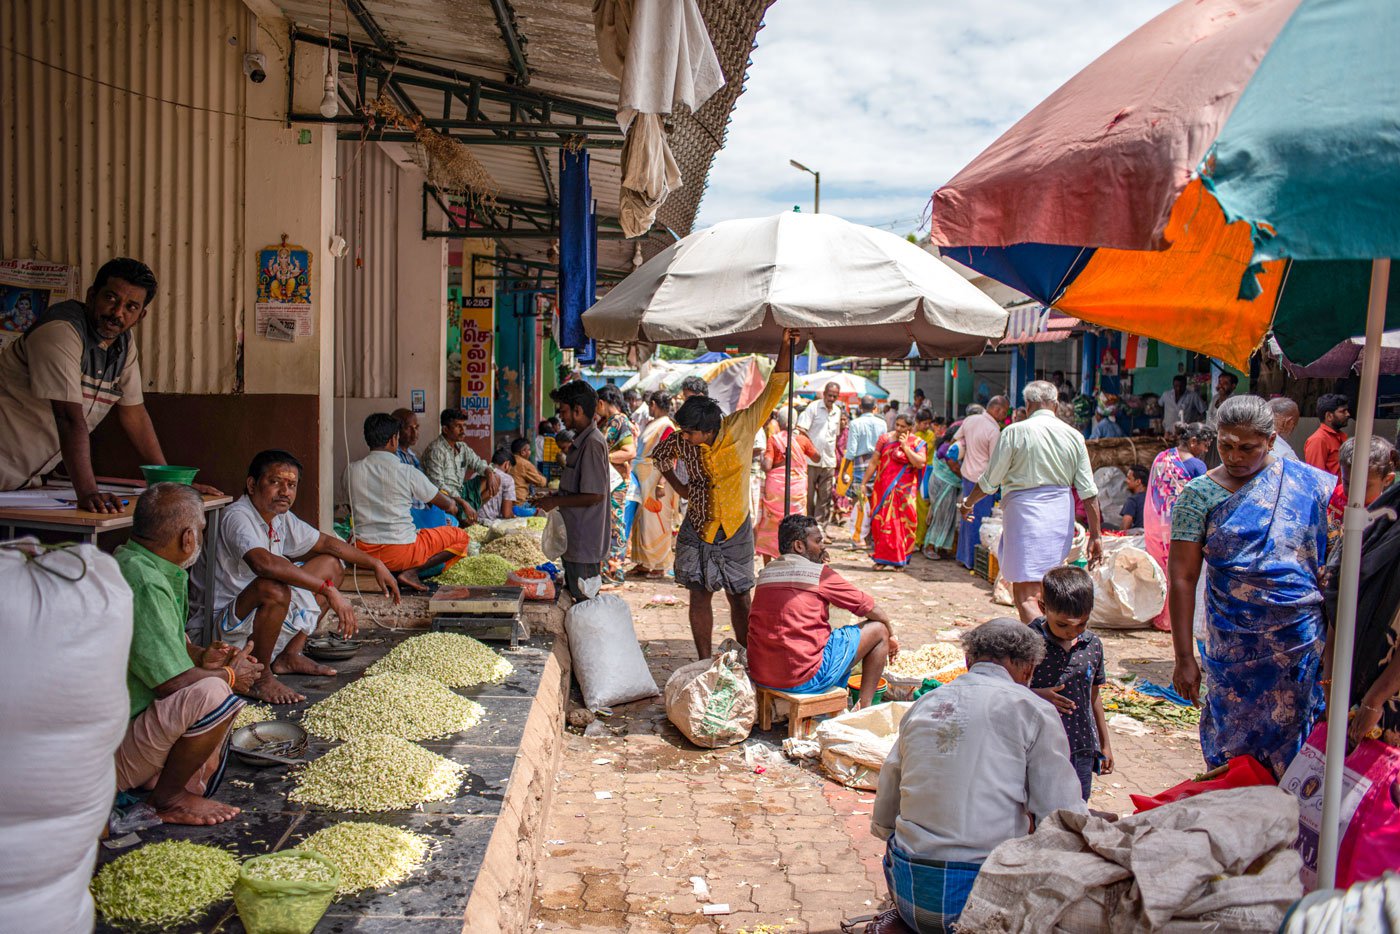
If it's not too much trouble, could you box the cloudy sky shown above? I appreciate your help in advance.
[696,0,1176,234]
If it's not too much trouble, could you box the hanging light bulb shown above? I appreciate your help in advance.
[318,49,338,119]
[632,243,644,268]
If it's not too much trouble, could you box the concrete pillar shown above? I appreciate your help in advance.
[240,15,339,523]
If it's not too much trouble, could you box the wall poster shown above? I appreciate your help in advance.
[254,236,314,338]
[0,259,81,351]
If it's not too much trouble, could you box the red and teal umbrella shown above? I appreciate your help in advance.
[929,0,1398,888]
[929,0,1398,371]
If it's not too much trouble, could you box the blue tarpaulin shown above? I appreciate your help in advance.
[559,150,595,357]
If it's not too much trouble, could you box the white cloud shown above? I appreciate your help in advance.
[696,0,1177,233]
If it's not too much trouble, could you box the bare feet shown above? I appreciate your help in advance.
[273,651,337,678]
[247,673,305,705]
[152,791,241,826]
[397,568,429,592]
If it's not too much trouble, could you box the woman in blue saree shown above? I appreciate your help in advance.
[1168,395,1335,778]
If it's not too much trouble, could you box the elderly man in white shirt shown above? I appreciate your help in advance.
[797,381,842,523]
[953,396,1007,570]
[961,381,1104,623]
[873,618,1085,932]
[345,412,476,592]
[1269,396,1301,460]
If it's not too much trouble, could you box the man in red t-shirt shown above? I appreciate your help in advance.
[747,515,897,708]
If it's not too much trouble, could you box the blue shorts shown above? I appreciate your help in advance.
[782,624,863,695]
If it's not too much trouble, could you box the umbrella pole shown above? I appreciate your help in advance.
[785,334,797,516]
[1318,257,1390,889]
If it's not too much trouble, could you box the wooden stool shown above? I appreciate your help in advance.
[755,685,849,738]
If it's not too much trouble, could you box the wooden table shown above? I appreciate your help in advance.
[0,490,233,643]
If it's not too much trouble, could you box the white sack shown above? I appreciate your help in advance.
[0,542,133,934]
[565,593,659,709]
[1087,543,1166,629]
[663,640,753,748]
[815,702,912,790]
[594,0,725,131]
[1093,466,1128,522]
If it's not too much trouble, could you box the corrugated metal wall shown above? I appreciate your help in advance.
[334,141,398,398]
[0,0,245,394]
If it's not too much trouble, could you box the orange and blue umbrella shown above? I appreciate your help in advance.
[929,0,1399,370]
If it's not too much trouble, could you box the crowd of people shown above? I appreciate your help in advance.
[6,256,1400,930]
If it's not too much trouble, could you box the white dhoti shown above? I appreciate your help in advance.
[215,585,321,659]
[998,485,1075,583]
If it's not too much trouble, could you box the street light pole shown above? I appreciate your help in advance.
[789,159,822,375]
[789,159,820,214]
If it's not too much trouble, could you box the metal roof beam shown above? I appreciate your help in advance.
[291,31,616,123]
[334,128,622,149]
[488,0,531,86]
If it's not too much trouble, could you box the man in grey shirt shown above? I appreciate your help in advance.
[872,619,1085,930]
[536,380,610,600]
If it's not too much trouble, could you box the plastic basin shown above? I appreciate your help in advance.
[140,464,200,485]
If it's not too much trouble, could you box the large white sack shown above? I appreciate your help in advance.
[0,542,133,934]
[815,702,912,790]
[663,640,754,748]
[565,593,659,709]
[1087,543,1166,629]
[1093,466,1128,522]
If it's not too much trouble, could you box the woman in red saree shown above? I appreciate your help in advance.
[866,413,927,569]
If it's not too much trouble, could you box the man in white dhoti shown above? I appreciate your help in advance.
[960,381,1103,623]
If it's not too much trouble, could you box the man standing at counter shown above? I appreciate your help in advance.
[0,258,218,510]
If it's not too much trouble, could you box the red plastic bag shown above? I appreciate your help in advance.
[507,568,556,601]
[1130,755,1276,812]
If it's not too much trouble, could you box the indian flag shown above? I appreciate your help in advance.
[1122,333,1156,369]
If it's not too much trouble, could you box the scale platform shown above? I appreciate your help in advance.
[429,585,529,648]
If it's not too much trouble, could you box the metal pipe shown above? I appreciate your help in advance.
[1318,257,1391,888]
[784,333,797,515]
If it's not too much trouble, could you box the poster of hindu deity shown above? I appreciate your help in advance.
[0,259,80,351]
[255,236,314,337]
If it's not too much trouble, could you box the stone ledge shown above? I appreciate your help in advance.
[462,634,571,933]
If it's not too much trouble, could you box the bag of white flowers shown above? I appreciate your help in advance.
[234,851,340,934]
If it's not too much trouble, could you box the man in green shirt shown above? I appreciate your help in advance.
[114,483,262,825]
[421,407,497,518]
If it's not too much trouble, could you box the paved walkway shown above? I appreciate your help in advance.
[532,544,1204,933]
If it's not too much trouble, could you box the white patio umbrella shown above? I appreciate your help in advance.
[583,212,1009,358]
[584,211,1008,511]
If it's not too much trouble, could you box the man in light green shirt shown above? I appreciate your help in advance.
[961,381,1103,623]
[421,407,497,520]
[114,483,262,826]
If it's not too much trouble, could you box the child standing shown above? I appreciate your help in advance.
[1029,565,1113,799]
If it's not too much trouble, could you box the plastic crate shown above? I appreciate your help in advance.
[973,544,999,582]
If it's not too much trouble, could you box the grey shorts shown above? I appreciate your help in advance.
[674,518,756,595]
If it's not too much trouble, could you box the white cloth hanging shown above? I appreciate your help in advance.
[620,113,682,237]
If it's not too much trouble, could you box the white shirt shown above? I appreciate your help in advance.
[797,400,841,469]
[477,467,516,522]
[954,411,1001,482]
[872,662,1085,863]
[344,450,440,545]
[1161,387,1184,434]
[1273,434,1299,461]
[206,495,322,612]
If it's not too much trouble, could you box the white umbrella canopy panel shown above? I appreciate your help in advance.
[583,212,1009,356]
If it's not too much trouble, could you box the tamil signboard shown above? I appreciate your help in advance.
[459,296,494,457]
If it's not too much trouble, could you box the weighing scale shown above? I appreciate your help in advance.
[428,585,529,648]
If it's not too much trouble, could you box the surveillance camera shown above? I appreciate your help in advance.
[243,52,267,84]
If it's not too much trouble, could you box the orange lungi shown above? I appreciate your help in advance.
[355,525,470,571]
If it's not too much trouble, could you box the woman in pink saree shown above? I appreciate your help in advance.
[755,406,818,562]
[1144,422,1213,629]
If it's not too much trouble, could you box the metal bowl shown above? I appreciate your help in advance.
[304,636,362,661]
[231,720,308,768]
